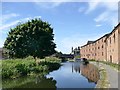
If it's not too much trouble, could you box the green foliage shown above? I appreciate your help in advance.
[74,55,80,59]
[2,57,61,79]
[54,51,63,58]
[90,60,120,71]
[4,18,56,58]
[99,61,119,71]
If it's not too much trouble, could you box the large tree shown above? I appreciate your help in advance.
[4,18,56,59]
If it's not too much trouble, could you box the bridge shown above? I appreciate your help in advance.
[60,54,74,60]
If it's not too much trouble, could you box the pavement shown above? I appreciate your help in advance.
[91,62,119,89]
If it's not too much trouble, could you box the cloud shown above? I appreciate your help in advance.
[85,1,118,27]
[0,16,42,31]
[94,9,118,27]
[86,0,118,14]
[85,0,101,14]
[78,7,86,13]
[0,20,19,31]
[0,16,42,47]
[57,34,105,53]
[94,12,109,22]
[35,2,62,9]
[2,13,20,23]
[1,0,119,2]
[96,24,102,27]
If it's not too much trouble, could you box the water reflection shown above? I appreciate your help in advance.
[2,75,56,89]
[47,61,99,88]
[72,62,99,84]
[2,61,100,89]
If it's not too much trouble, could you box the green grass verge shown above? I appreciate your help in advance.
[89,59,120,71]
[96,68,109,88]
[1,56,61,79]
[91,62,110,88]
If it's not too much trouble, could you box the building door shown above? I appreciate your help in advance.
[110,55,112,63]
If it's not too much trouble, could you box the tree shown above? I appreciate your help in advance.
[4,18,56,59]
[55,51,63,58]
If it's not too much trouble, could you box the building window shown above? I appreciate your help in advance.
[102,45,103,48]
[110,37,111,44]
[113,33,115,43]
[98,47,100,49]
[102,52,104,56]
[110,55,112,63]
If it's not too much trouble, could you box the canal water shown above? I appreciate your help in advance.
[2,61,99,89]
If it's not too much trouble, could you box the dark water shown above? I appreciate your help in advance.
[2,61,99,89]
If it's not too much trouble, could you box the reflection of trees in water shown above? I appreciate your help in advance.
[72,62,99,83]
[2,75,57,89]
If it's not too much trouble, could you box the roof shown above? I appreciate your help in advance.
[81,22,120,48]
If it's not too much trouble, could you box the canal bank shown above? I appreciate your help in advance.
[2,60,100,89]
[90,61,119,89]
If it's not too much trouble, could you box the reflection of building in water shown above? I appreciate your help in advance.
[80,64,99,83]
[72,62,80,73]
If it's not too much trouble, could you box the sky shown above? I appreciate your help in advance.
[0,0,119,54]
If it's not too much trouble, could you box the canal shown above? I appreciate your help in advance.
[2,61,99,89]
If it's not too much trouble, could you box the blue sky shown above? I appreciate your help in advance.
[0,1,118,53]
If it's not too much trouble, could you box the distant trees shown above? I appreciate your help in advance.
[4,18,56,59]
[55,51,63,58]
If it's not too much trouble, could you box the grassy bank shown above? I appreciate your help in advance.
[1,56,61,79]
[89,59,120,71]
[96,67,109,88]
[90,61,109,88]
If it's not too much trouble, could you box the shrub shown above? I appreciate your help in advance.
[2,57,61,79]
[15,64,30,76]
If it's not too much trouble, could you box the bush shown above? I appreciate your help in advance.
[15,64,30,76]
[2,57,61,79]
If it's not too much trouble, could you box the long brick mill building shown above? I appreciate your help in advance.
[80,23,120,64]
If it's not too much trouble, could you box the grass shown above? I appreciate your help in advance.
[68,59,75,62]
[91,62,110,88]
[89,59,120,71]
[96,68,109,88]
[74,55,80,59]
[1,56,61,79]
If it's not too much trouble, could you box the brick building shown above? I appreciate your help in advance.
[80,23,120,64]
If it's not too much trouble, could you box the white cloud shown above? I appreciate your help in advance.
[96,24,102,27]
[0,16,42,32]
[0,16,42,47]
[0,20,19,31]
[94,12,109,22]
[1,0,119,2]
[2,13,20,23]
[34,2,63,9]
[0,39,4,48]
[85,1,118,27]
[85,0,101,14]
[57,34,105,53]
[86,0,118,14]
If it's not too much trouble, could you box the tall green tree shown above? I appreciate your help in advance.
[4,18,56,59]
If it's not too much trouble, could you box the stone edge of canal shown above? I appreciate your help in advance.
[90,61,110,88]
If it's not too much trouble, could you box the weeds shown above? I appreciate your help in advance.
[2,56,61,79]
